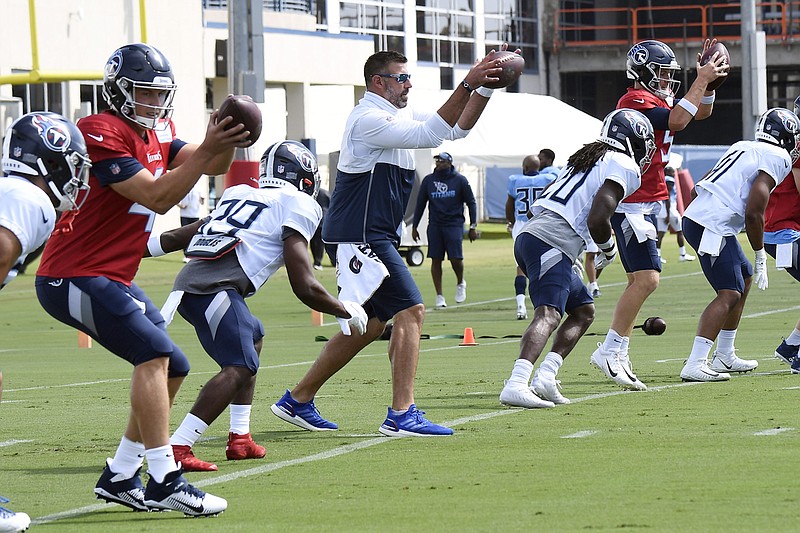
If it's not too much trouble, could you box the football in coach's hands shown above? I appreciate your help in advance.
[217,94,262,144]
[483,50,525,89]
[699,42,730,91]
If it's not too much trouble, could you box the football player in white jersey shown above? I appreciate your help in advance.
[149,141,367,471]
[0,111,91,533]
[499,109,655,408]
[679,107,800,382]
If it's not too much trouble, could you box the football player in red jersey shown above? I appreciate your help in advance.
[35,43,251,516]
[590,39,727,391]
[766,96,800,373]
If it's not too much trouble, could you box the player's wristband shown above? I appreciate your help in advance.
[461,79,474,93]
[470,224,477,230]
[597,237,615,253]
[700,92,715,105]
[147,234,166,257]
[475,86,494,98]
[677,98,698,117]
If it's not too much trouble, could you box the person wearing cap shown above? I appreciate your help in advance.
[412,152,477,308]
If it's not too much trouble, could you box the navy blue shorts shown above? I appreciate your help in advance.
[683,218,752,293]
[611,212,662,273]
[514,233,593,315]
[35,276,190,377]
[327,240,423,322]
[426,225,463,260]
[765,241,800,282]
[177,290,264,374]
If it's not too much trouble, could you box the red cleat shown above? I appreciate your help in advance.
[225,432,266,461]
[172,444,218,472]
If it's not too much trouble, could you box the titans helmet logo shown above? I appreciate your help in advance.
[31,114,71,153]
[628,44,649,65]
[286,144,317,172]
[106,51,123,80]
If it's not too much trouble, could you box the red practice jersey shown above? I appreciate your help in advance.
[617,87,670,203]
[38,112,178,284]
[764,158,800,233]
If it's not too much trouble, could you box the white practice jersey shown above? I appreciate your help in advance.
[200,184,322,290]
[0,177,56,284]
[531,151,642,245]
[685,140,791,235]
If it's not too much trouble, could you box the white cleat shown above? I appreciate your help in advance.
[708,350,758,373]
[500,381,555,409]
[530,371,570,404]
[589,343,637,390]
[435,295,447,309]
[455,281,467,303]
[516,305,528,320]
[618,352,647,391]
[679,253,696,262]
[680,360,731,382]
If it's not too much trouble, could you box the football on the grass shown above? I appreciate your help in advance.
[217,94,262,144]
[483,50,525,89]
[642,316,667,336]
[699,42,730,91]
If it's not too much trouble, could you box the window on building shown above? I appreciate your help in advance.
[11,81,63,114]
[340,1,406,53]
[80,82,110,115]
[485,0,537,73]
[415,1,475,65]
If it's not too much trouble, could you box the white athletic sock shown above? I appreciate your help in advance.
[688,336,714,364]
[146,444,179,484]
[786,328,800,346]
[516,294,526,307]
[601,329,624,353]
[620,336,630,358]
[679,246,687,256]
[109,436,145,478]
[229,404,252,435]
[169,413,208,447]
[716,329,737,354]
[538,352,563,377]
[508,358,534,385]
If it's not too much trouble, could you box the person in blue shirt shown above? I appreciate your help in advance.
[505,154,556,319]
[412,152,477,308]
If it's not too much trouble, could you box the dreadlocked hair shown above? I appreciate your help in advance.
[564,141,617,178]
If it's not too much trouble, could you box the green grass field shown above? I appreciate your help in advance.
[1,223,798,531]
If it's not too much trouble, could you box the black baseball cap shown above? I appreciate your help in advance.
[434,152,452,162]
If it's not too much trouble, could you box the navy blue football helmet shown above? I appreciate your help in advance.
[598,108,657,171]
[626,40,681,100]
[2,112,91,211]
[102,43,177,130]
[259,141,320,198]
[755,107,800,163]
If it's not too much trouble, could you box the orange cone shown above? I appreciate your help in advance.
[311,310,324,326]
[459,327,478,346]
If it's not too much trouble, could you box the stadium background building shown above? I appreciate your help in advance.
[2,0,797,226]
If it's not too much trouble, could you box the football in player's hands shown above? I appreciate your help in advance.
[699,42,730,91]
[483,50,525,89]
[217,94,262,144]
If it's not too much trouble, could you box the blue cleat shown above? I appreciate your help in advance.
[94,459,147,511]
[379,404,453,437]
[792,356,800,375]
[775,339,799,365]
[143,467,227,517]
[270,390,338,431]
[0,495,30,532]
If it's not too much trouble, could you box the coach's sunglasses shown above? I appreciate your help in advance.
[375,73,411,83]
